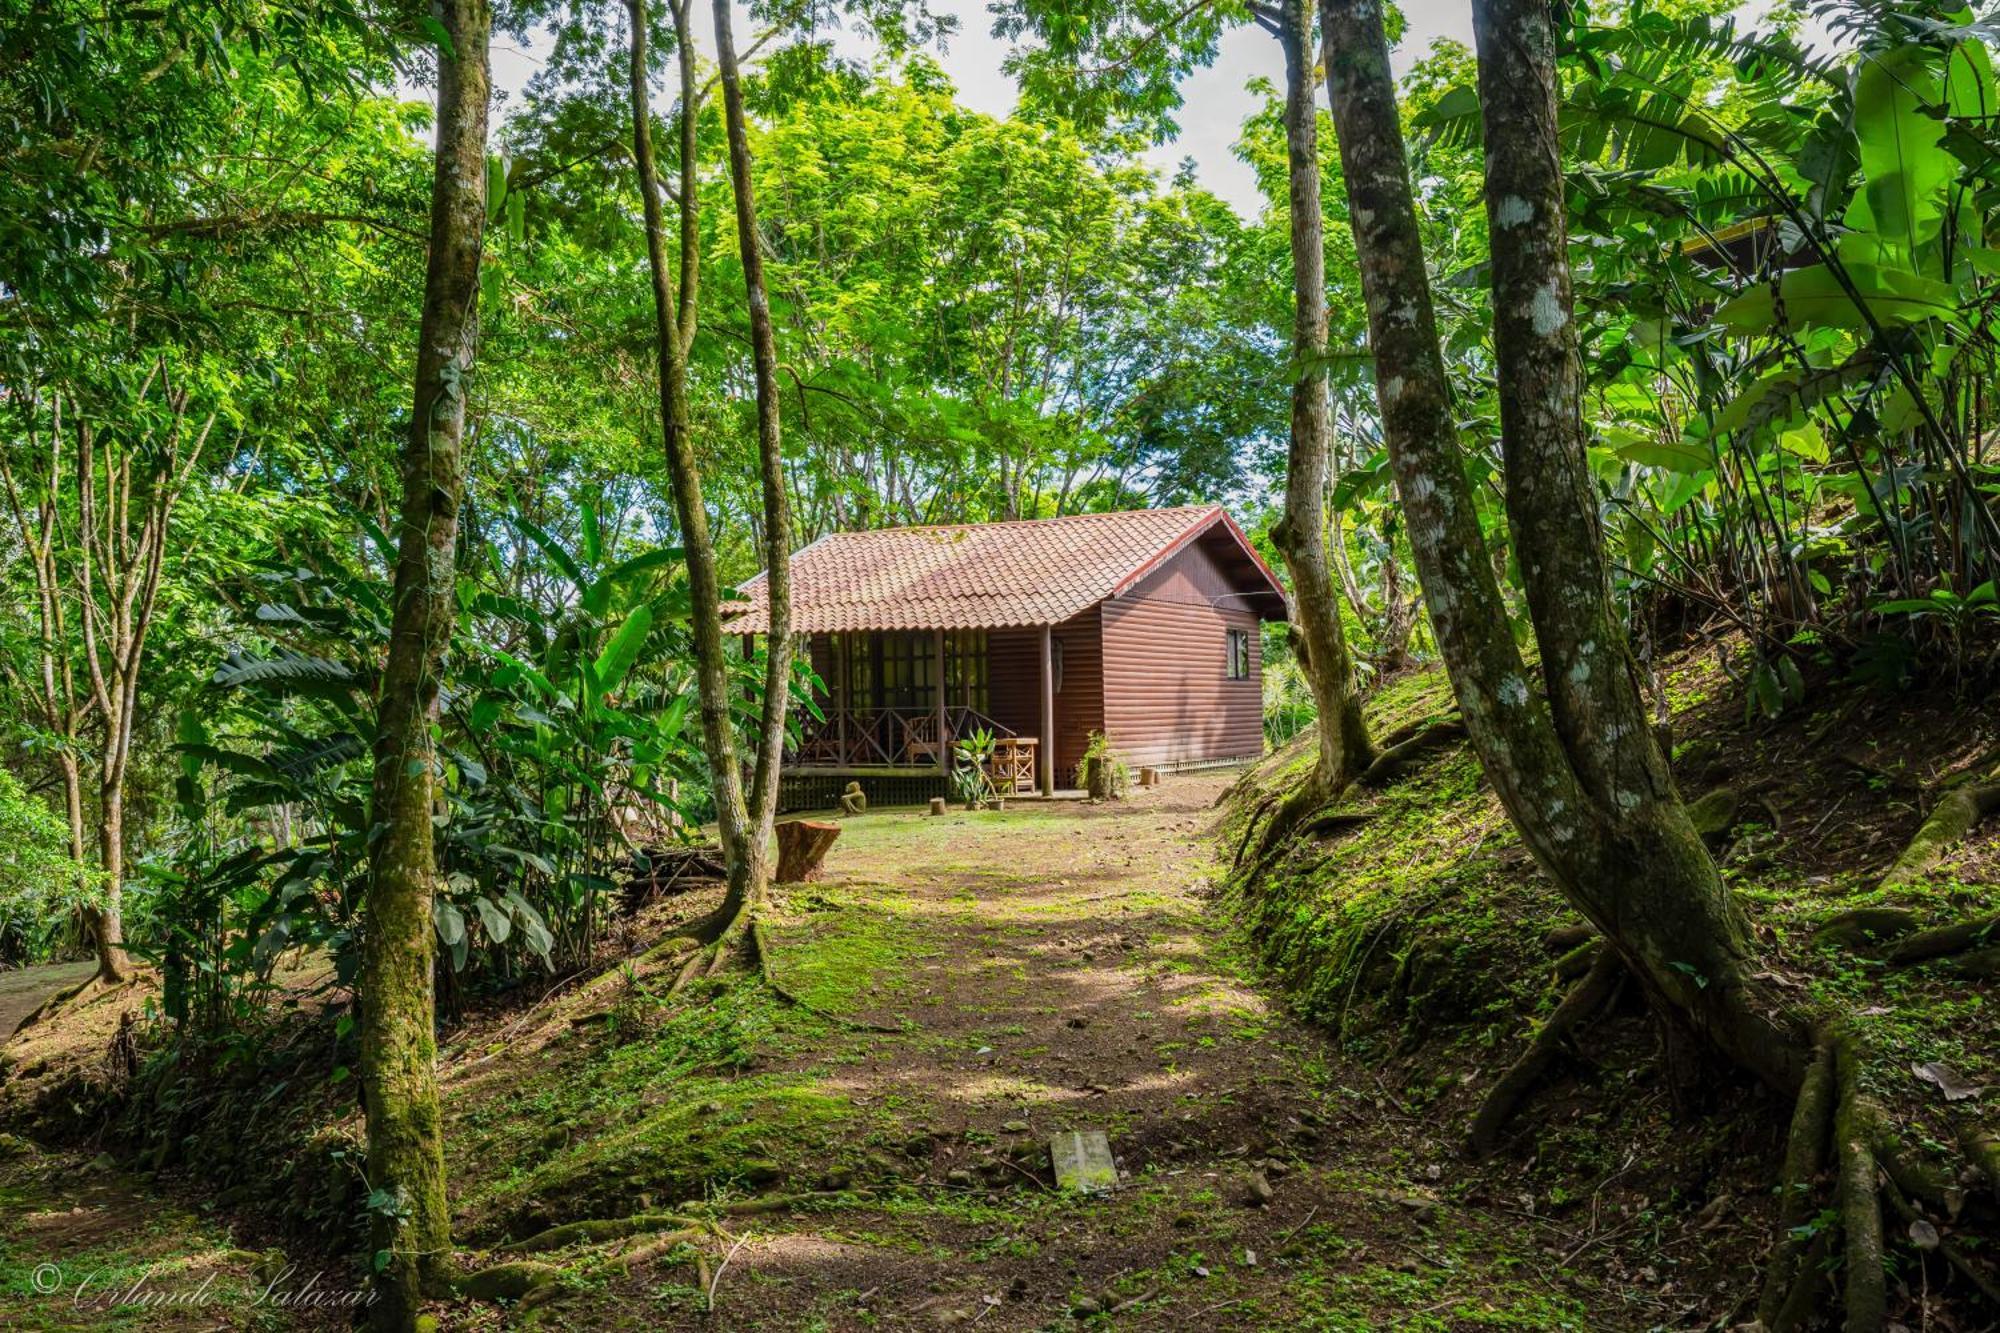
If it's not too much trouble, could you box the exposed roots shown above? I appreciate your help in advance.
[502,1212,700,1255]
[1878,777,2000,890]
[1357,717,1466,787]
[1959,1119,2000,1203]
[1833,1030,1887,1331]
[1753,1027,2000,1330]
[1757,1041,1835,1328]
[748,918,902,1034]
[1466,942,1623,1158]
[1884,913,1999,967]
[1231,792,1281,869]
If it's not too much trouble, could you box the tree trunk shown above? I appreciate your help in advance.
[1271,0,1373,797]
[1319,0,1808,1092]
[360,1,489,1323]
[93,785,127,980]
[711,0,794,947]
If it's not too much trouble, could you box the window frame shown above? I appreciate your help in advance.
[1225,628,1251,681]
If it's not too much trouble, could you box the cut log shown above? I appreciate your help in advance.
[776,820,841,883]
[1139,767,1160,787]
[928,797,947,816]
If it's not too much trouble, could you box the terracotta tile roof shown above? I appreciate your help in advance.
[725,505,1283,634]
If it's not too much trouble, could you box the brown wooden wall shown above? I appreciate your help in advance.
[1099,538,1265,768]
[987,610,1103,786]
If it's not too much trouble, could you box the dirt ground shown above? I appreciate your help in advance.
[413,775,1603,1330]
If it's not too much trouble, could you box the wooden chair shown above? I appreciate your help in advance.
[903,712,944,767]
[990,737,1038,793]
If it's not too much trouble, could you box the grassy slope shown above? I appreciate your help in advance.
[1225,651,1999,1328]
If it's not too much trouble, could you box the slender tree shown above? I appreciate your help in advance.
[625,0,789,968]
[1317,0,1809,1094]
[1,376,208,985]
[708,0,793,953]
[1267,0,1373,830]
[359,0,490,1322]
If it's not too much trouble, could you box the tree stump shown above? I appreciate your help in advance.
[776,820,841,883]
[1139,767,1160,787]
[928,797,947,816]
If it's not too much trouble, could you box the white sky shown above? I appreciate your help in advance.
[486,0,1482,217]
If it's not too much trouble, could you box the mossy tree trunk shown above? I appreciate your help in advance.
[710,0,793,948]
[1271,0,1373,801]
[360,0,489,1324]
[1318,0,1810,1091]
[626,0,790,956]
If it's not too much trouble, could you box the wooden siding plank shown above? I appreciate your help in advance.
[1099,541,1265,768]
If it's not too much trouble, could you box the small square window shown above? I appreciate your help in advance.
[1226,629,1251,680]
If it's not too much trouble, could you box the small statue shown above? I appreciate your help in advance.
[839,781,867,816]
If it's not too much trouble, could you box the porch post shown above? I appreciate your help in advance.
[934,628,948,776]
[1039,624,1055,795]
[835,635,848,765]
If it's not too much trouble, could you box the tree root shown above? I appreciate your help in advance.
[1231,792,1281,869]
[1246,783,1327,870]
[1959,1119,2000,1204]
[1880,1175,2000,1309]
[607,1227,705,1275]
[1766,1226,1833,1333]
[502,1212,700,1255]
[1297,810,1374,840]
[1467,942,1623,1158]
[748,919,901,1033]
[1885,913,1999,967]
[1832,1030,1886,1332]
[1357,717,1466,787]
[1878,779,2000,890]
[1758,1041,1835,1328]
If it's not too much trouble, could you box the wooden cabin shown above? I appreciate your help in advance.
[725,506,1288,810]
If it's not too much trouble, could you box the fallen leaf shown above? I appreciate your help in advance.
[1912,1061,1985,1102]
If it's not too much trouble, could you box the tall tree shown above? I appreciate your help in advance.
[1,374,209,984]
[709,0,793,953]
[1268,0,1372,828]
[1317,0,1808,1095]
[625,0,788,968]
[359,0,490,1322]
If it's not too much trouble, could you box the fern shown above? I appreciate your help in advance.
[211,649,358,692]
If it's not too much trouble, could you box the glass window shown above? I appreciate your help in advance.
[1226,629,1251,680]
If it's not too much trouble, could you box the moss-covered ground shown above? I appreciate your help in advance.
[2,645,1994,1329]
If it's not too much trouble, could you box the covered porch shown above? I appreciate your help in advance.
[790,627,1065,796]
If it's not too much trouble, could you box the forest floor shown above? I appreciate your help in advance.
[3,649,1996,1330]
[0,778,1603,1331]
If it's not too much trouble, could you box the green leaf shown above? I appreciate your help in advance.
[433,899,466,948]
[511,515,584,587]
[1713,263,1958,335]
[473,896,511,944]
[592,605,654,696]
[417,14,455,59]
[1612,438,1710,474]
[1848,46,1955,255]
[580,504,602,568]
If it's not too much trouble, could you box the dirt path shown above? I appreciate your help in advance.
[454,776,1596,1329]
[0,781,1606,1329]
[0,962,96,1041]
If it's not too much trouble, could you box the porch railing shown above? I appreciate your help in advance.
[791,704,1015,769]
